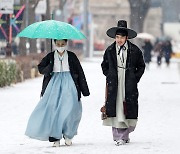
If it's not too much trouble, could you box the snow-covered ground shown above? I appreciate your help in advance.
[0,57,180,154]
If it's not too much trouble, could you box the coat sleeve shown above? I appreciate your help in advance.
[135,49,145,82]
[38,53,53,76]
[101,49,109,76]
[74,54,90,96]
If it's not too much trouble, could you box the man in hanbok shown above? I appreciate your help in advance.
[101,20,145,146]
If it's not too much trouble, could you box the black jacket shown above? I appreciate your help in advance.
[101,41,145,119]
[38,51,90,100]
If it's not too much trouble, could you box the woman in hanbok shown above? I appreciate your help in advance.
[25,39,90,147]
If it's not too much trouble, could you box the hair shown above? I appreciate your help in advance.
[115,29,128,37]
[54,39,68,43]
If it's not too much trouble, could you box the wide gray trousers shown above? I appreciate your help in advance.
[112,126,135,141]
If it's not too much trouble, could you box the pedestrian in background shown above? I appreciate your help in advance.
[142,39,153,68]
[101,20,145,146]
[162,40,173,66]
[153,40,164,66]
[25,39,90,147]
[5,43,12,57]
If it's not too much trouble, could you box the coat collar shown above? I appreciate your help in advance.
[108,40,132,68]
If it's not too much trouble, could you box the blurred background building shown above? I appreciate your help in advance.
[0,0,180,57]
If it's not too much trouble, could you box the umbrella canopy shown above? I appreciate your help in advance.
[137,32,155,40]
[17,20,86,40]
[158,35,171,42]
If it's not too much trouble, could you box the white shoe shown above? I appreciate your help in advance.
[52,141,60,147]
[115,140,125,146]
[64,136,72,146]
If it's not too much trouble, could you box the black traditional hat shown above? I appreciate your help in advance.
[106,20,137,39]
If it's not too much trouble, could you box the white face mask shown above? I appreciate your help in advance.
[56,46,66,53]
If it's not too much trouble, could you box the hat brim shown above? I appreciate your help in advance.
[106,27,137,39]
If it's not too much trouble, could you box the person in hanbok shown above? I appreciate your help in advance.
[25,39,90,147]
[101,20,145,146]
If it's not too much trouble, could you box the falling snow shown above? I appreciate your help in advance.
[0,57,180,154]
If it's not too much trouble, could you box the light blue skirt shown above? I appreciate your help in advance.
[25,72,82,141]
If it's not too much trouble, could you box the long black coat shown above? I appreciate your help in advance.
[38,51,90,100]
[101,41,145,119]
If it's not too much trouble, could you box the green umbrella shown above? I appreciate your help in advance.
[17,20,86,40]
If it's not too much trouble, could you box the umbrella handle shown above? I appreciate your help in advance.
[51,39,53,52]
[50,13,54,52]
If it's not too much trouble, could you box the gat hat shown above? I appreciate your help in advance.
[106,20,137,39]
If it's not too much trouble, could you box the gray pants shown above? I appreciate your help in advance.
[112,126,135,141]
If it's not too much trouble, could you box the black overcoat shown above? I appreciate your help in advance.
[101,41,145,119]
[38,51,90,100]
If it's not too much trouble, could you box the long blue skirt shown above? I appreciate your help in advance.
[25,72,82,141]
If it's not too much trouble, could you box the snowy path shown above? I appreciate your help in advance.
[0,58,180,154]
